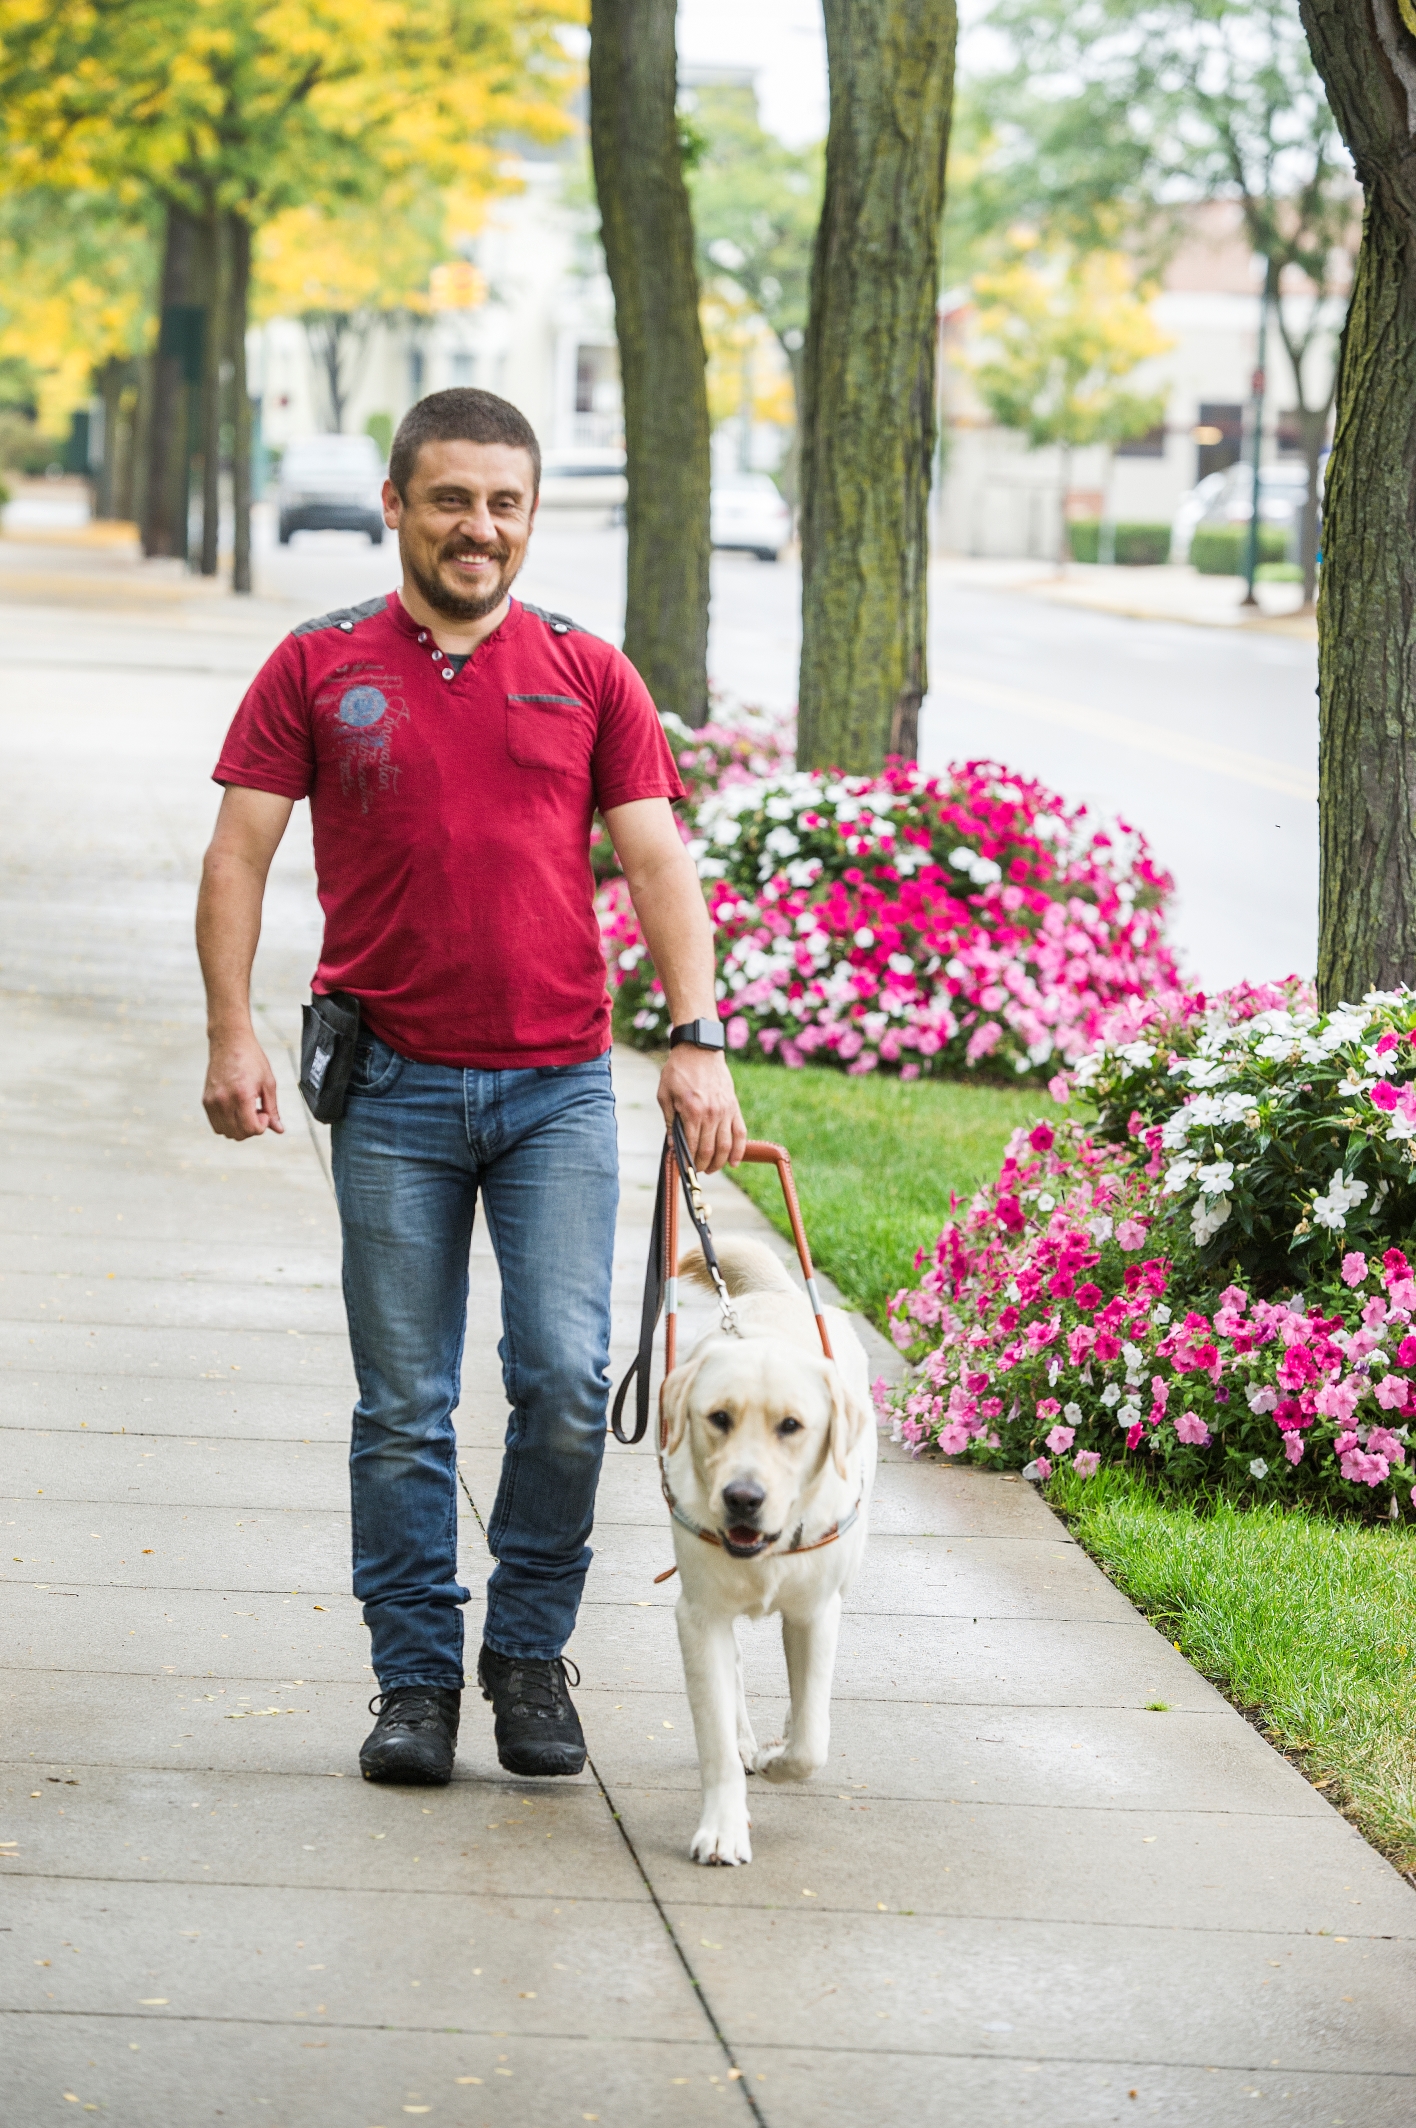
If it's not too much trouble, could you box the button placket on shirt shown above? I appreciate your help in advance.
[416,628,455,682]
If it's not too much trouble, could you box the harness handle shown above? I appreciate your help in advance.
[609,1125,832,1446]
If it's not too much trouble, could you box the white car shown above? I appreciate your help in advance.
[1171,459,1314,564]
[277,434,386,545]
[711,475,792,562]
[537,451,628,512]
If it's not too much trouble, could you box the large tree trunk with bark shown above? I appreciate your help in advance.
[229,213,253,596]
[797,0,956,770]
[1299,0,1416,1003]
[142,203,203,561]
[589,0,712,726]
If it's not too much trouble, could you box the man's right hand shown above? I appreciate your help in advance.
[203,1030,284,1140]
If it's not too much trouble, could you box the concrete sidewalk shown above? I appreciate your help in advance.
[3,577,1413,2126]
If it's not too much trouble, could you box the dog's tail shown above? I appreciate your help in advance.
[678,1235,798,1298]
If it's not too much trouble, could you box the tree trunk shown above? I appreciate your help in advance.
[1297,405,1328,614]
[93,359,126,521]
[797,0,956,770]
[142,203,203,561]
[199,210,226,577]
[230,213,253,597]
[589,0,712,726]
[1299,0,1416,1004]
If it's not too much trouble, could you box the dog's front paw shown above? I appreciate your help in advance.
[690,1801,753,1866]
[752,1739,823,1783]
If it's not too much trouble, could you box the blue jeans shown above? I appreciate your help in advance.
[330,1038,619,1690]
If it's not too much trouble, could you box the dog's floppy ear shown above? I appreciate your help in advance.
[825,1361,868,1478]
[661,1350,707,1455]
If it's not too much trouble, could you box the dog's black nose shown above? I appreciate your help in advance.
[722,1479,766,1519]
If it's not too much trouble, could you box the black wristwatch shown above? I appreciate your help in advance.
[669,1018,726,1051]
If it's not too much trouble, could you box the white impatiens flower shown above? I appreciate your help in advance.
[1191,1195,1232,1244]
[1163,1158,1197,1195]
[764,794,797,822]
[1194,1159,1235,1195]
[1319,1010,1371,1051]
[710,816,742,847]
[1116,1040,1156,1073]
[763,825,801,858]
[853,927,875,949]
[1182,1058,1232,1089]
[1311,1170,1370,1231]
[887,952,915,976]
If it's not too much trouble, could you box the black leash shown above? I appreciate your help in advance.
[610,1115,739,1446]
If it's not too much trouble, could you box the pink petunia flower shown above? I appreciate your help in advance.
[1373,1373,1410,1411]
[1341,1251,1369,1287]
[1036,1397,1061,1418]
[1072,1449,1101,1477]
[1283,1434,1304,1465]
[1370,1081,1400,1114]
[1173,1411,1210,1446]
[1033,1456,1053,1480]
[725,1015,750,1051]
[1046,1424,1076,1454]
[1115,1219,1148,1252]
[936,1420,971,1455]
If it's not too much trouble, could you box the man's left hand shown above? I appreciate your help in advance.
[657,1046,747,1174]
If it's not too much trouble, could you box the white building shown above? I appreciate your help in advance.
[249,154,623,471]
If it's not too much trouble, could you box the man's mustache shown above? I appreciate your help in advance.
[440,538,510,565]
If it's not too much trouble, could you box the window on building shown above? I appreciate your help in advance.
[1115,424,1167,458]
[1194,402,1243,481]
[573,343,621,446]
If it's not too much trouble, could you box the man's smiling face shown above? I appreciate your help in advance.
[383,439,538,623]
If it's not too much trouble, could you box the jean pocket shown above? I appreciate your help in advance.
[533,1052,612,1080]
[348,1035,404,1096]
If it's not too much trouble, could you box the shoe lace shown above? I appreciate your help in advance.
[367,1688,451,1731]
[501,1656,580,1714]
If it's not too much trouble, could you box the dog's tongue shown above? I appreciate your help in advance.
[727,1525,765,1549]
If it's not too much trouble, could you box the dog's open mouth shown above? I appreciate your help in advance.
[722,1524,778,1559]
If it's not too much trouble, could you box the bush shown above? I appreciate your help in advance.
[877,984,1416,1515]
[1189,524,1289,575]
[1066,520,1172,567]
[600,756,1179,1081]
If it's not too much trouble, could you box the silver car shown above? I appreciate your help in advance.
[277,434,386,545]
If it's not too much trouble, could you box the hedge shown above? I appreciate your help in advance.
[1189,524,1290,575]
[1066,520,1172,567]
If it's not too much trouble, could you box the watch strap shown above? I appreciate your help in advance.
[669,1018,726,1051]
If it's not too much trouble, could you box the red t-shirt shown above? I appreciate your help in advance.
[213,591,685,1068]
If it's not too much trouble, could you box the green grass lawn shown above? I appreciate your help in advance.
[725,1059,1040,1326]
[1048,1467,1416,1874]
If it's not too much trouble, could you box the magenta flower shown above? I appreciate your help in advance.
[1072,1449,1101,1477]
[1033,1455,1053,1480]
[1370,1081,1399,1114]
[1036,1397,1061,1418]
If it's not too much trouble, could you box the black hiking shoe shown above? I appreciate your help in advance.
[359,1686,461,1785]
[477,1646,586,1777]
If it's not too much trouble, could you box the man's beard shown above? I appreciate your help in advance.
[402,532,518,621]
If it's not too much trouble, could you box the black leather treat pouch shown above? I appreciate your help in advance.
[299,991,362,1122]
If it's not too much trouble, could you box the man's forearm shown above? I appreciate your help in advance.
[625,849,720,1024]
[196,853,266,1037]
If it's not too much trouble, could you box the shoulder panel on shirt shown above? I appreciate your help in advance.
[520,600,594,639]
[289,595,389,640]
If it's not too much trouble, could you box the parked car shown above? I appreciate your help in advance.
[537,451,627,511]
[710,474,792,562]
[277,434,386,545]
[1171,458,1320,565]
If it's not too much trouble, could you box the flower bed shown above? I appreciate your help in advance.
[601,757,1178,1081]
[878,987,1416,1514]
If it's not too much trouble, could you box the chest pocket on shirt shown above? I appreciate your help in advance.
[506,692,592,773]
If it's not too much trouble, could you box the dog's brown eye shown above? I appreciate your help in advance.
[778,1416,802,1435]
[707,1408,733,1432]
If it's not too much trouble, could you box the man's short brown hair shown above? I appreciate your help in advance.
[389,388,541,498]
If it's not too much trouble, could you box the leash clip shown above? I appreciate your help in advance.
[671,1119,741,1341]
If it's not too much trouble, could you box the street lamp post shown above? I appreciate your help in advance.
[1241,272,1270,609]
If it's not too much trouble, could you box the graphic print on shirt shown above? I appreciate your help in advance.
[314,664,410,813]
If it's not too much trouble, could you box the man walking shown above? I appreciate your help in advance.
[197,388,744,1786]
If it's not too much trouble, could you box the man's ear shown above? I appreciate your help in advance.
[661,1351,705,1455]
[825,1362,867,1478]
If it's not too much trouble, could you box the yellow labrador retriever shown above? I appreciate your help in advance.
[660,1237,876,1865]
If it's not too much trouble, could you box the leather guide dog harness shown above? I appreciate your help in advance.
[610,1120,861,1580]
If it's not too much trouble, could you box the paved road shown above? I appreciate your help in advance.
[4,533,1408,2128]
